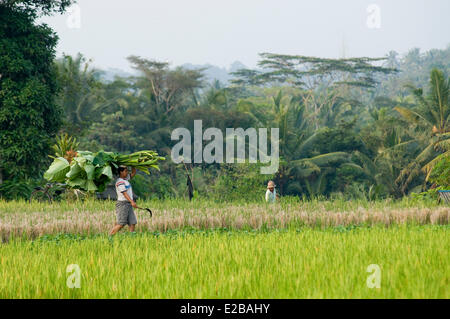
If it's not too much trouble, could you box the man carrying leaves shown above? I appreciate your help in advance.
[109,166,138,235]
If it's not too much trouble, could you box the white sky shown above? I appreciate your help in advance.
[39,0,450,71]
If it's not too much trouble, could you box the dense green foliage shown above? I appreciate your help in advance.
[430,156,450,188]
[1,0,74,16]
[56,50,446,201]
[0,4,63,183]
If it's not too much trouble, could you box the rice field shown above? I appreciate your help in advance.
[0,226,448,298]
[0,198,448,299]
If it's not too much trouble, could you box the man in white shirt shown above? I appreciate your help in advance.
[265,180,279,203]
[109,165,137,235]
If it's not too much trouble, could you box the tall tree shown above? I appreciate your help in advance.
[127,55,204,116]
[231,53,397,89]
[0,1,74,184]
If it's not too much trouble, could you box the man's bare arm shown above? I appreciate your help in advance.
[123,192,137,208]
[130,167,137,179]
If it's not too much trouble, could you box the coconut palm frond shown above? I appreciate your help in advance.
[434,138,450,152]
[353,151,377,174]
[429,69,449,126]
[288,160,321,178]
[306,152,350,166]
[423,151,450,181]
[339,163,366,176]
[304,171,328,197]
[396,161,422,193]
[380,139,418,153]
[296,132,319,155]
[394,106,433,127]
[415,143,437,164]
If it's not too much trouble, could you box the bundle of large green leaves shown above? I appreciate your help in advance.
[43,150,165,192]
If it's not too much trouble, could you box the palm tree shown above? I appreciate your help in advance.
[55,53,102,134]
[394,68,450,192]
[288,151,369,197]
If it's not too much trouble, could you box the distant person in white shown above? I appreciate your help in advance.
[265,180,279,203]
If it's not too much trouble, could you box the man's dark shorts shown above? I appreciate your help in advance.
[116,201,137,226]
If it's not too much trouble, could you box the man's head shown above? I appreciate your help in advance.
[118,166,128,178]
[267,180,275,192]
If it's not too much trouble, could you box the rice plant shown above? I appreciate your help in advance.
[0,226,447,298]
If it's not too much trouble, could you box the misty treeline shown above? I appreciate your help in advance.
[0,1,449,201]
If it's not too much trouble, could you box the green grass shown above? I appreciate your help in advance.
[0,225,448,298]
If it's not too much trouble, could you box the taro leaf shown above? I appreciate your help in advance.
[94,165,113,179]
[77,151,94,157]
[93,152,106,166]
[96,183,105,193]
[93,165,113,192]
[95,175,110,193]
[84,163,95,180]
[95,178,107,192]
[66,163,82,180]
[83,154,95,163]
[44,157,70,182]
[92,158,102,167]
[86,180,98,192]
[94,166,103,179]
[74,156,87,167]
[99,165,113,180]
[66,177,87,190]
[93,151,116,166]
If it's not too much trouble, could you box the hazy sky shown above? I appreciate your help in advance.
[39,0,450,71]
